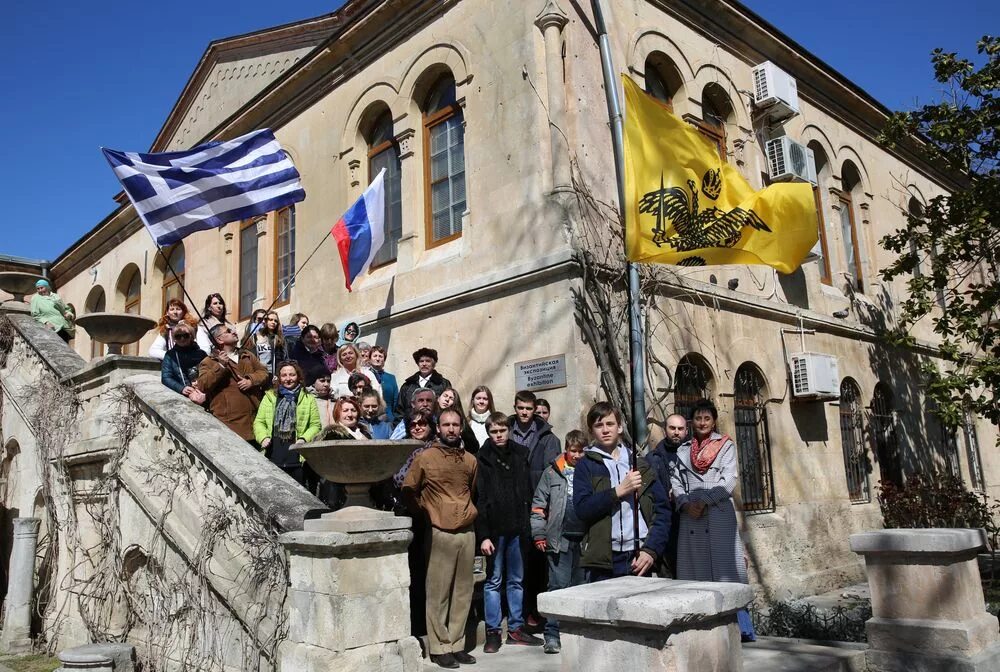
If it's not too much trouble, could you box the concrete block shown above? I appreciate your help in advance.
[850,529,987,555]
[287,586,410,651]
[866,643,1000,672]
[866,614,1000,656]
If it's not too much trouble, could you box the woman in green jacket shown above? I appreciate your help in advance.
[254,361,322,487]
[30,279,74,342]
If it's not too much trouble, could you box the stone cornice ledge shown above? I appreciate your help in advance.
[126,374,325,532]
[358,248,577,330]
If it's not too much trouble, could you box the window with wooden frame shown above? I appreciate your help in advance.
[644,54,681,111]
[838,191,863,292]
[161,244,185,313]
[273,207,295,306]
[367,111,403,267]
[423,74,466,247]
[86,287,106,359]
[123,269,141,355]
[695,85,731,160]
[239,218,260,320]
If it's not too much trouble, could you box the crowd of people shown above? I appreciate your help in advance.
[146,295,754,669]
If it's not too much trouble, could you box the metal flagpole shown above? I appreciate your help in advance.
[590,0,647,559]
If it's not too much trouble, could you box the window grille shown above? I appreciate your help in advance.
[673,355,712,422]
[870,383,902,486]
[963,408,985,492]
[733,365,775,513]
[839,379,870,503]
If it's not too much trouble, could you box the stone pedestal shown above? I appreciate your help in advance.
[57,650,113,671]
[538,576,752,672]
[0,517,41,653]
[277,510,421,672]
[851,528,1000,672]
[57,643,136,672]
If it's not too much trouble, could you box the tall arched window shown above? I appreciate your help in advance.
[161,244,185,313]
[870,383,902,486]
[963,407,985,492]
[423,73,466,246]
[367,110,403,267]
[697,84,732,160]
[839,162,864,292]
[85,286,106,359]
[673,354,713,423]
[123,268,141,356]
[906,197,924,279]
[644,54,682,110]
[808,142,833,284]
[839,378,870,503]
[733,364,775,513]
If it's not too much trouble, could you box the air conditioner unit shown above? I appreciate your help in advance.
[766,137,817,184]
[789,352,839,399]
[752,61,799,121]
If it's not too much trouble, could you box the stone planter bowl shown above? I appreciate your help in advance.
[0,272,46,302]
[295,439,422,508]
[75,312,156,355]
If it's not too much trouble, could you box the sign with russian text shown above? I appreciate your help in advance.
[514,355,567,392]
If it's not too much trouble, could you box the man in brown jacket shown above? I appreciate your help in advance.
[197,324,269,442]
[402,408,478,669]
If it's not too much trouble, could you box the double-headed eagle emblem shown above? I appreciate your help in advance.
[638,169,771,265]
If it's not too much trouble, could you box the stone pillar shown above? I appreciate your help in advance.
[277,510,422,672]
[538,576,752,672]
[394,127,418,273]
[0,517,41,653]
[535,0,572,194]
[851,528,1000,672]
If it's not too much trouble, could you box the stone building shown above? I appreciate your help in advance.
[5,0,996,606]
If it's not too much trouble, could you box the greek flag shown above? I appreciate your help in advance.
[101,129,306,246]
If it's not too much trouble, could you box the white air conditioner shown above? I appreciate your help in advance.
[790,352,839,399]
[766,137,817,184]
[752,61,799,121]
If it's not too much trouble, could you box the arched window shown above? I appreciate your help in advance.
[839,162,864,292]
[644,54,682,110]
[962,407,985,492]
[808,142,833,284]
[423,73,466,246]
[733,364,775,513]
[839,378,870,503]
[697,84,732,160]
[673,354,713,423]
[367,109,403,267]
[906,197,924,279]
[122,268,141,356]
[161,244,185,313]
[870,383,902,486]
[85,286,106,359]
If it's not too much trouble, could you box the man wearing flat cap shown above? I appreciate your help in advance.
[396,347,452,419]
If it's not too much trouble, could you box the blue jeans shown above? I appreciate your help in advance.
[544,540,585,641]
[484,535,524,631]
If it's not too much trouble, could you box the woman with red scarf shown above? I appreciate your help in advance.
[670,397,756,641]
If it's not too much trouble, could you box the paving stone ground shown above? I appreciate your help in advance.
[421,637,867,672]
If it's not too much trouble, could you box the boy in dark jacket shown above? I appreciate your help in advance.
[573,402,671,582]
[476,412,543,653]
[530,430,588,653]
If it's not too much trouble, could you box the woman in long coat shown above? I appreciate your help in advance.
[671,397,755,640]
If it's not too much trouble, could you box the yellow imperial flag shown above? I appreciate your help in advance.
[623,75,818,273]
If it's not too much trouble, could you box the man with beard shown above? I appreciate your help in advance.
[401,408,478,669]
[645,413,688,577]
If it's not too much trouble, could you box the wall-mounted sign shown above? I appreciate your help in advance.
[515,354,567,392]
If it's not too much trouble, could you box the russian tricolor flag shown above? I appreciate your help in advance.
[332,169,386,291]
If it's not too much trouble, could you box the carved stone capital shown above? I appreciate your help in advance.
[348,159,362,188]
[395,128,416,159]
[534,0,569,32]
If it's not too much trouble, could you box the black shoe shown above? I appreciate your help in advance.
[506,628,544,646]
[483,629,502,653]
[431,653,459,669]
[453,651,477,664]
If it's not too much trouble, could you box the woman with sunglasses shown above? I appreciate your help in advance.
[249,310,287,379]
[150,298,209,360]
[160,321,208,405]
[243,309,267,339]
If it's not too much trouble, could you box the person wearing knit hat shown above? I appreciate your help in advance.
[30,279,74,343]
[396,347,452,419]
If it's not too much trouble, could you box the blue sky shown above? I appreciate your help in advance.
[1,1,995,261]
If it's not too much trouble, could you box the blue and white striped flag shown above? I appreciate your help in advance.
[102,129,305,246]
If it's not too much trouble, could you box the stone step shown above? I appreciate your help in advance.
[744,637,868,672]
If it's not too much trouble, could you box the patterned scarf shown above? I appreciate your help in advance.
[274,386,300,441]
[690,433,730,474]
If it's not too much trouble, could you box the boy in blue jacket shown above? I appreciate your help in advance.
[572,402,671,582]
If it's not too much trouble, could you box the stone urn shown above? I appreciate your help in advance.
[75,312,156,355]
[295,439,422,533]
[0,272,46,306]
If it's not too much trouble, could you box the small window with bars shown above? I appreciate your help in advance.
[733,365,776,513]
